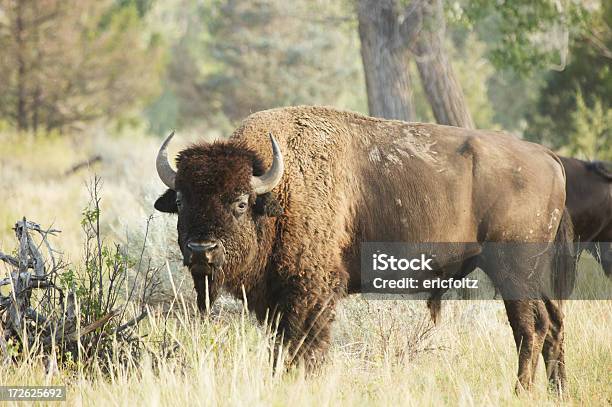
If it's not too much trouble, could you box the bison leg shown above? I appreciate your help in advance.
[484,244,556,392]
[426,257,481,323]
[426,296,442,325]
[542,299,567,395]
[274,290,338,371]
[503,299,550,393]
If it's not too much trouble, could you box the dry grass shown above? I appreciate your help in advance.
[0,130,610,406]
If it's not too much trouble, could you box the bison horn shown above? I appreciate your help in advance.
[156,131,177,190]
[251,134,285,195]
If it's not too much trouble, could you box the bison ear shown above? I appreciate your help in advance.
[154,189,178,213]
[254,192,284,217]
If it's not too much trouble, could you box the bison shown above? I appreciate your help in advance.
[560,156,612,277]
[154,106,574,393]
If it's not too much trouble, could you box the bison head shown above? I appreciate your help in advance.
[154,132,284,276]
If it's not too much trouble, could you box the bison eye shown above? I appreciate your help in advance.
[235,201,248,215]
[233,194,250,216]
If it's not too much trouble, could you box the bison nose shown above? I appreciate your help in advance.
[187,241,218,253]
[186,239,225,267]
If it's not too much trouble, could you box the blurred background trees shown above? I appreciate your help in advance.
[0,0,163,133]
[156,0,364,133]
[0,0,609,160]
[455,0,610,159]
[522,0,611,154]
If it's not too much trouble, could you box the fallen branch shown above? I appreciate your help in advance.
[113,309,148,335]
[69,309,119,341]
[0,216,155,367]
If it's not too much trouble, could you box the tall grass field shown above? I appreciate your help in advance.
[0,131,610,406]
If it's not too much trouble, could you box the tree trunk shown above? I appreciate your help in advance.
[411,0,474,128]
[356,0,473,128]
[357,0,416,121]
[15,0,28,132]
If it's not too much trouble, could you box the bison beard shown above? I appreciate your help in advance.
[154,106,575,394]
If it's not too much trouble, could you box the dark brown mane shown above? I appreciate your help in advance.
[175,140,266,195]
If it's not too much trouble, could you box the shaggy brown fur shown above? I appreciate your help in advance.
[155,106,574,393]
[560,156,612,277]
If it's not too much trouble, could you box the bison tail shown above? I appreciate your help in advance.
[552,208,577,300]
